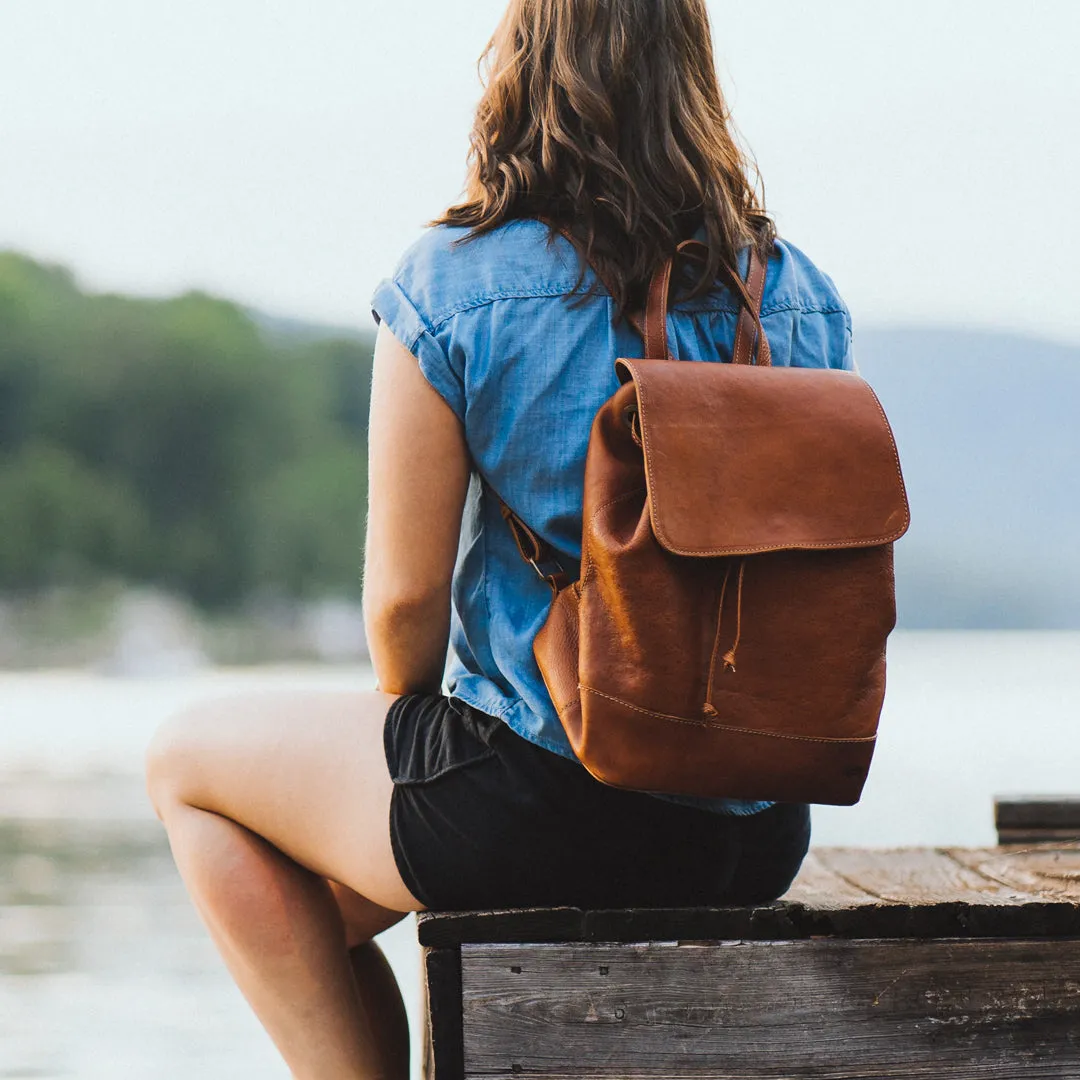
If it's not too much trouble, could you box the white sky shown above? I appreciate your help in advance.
[1,1,1078,342]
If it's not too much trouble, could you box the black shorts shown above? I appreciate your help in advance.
[384,694,810,911]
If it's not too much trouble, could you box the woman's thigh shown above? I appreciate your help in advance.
[146,688,424,914]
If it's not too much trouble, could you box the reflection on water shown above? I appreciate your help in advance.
[0,782,421,1079]
[1,814,163,979]
[1,634,1079,1076]
[2,795,279,1077]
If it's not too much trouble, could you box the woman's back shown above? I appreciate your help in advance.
[149,6,845,1073]
[372,218,854,782]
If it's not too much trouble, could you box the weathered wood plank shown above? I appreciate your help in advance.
[461,940,1080,1079]
[419,907,788,948]
[996,797,1080,844]
[998,827,1080,844]
[780,848,880,908]
[419,909,585,949]
[815,847,1040,905]
[423,947,464,1080]
[949,844,1080,901]
[417,847,1080,949]
[420,901,1080,943]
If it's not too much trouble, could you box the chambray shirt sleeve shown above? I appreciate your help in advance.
[370,276,467,424]
[840,315,858,373]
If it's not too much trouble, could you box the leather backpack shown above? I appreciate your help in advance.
[501,240,910,805]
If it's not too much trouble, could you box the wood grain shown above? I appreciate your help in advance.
[423,947,464,1080]
[779,848,880,908]
[813,847,1039,905]
[949,844,1080,901]
[460,939,1080,1079]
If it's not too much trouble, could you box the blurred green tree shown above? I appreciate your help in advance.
[0,251,374,607]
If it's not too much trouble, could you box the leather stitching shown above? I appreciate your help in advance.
[732,307,749,367]
[692,722,877,745]
[861,380,910,530]
[644,259,674,360]
[658,536,906,557]
[659,261,672,358]
[643,282,651,359]
[732,253,765,366]
[622,360,666,551]
[580,683,712,727]
[580,685,877,743]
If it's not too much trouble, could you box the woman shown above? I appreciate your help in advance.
[146,1,853,1075]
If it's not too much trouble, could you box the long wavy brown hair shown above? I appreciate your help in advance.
[435,0,774,317]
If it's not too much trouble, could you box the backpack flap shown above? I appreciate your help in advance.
[616,358,910,557]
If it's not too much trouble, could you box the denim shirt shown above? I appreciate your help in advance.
[371,219,854,815]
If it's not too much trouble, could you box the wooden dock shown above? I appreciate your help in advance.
[419,800,1080,1079]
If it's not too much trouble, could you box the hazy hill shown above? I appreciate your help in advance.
[856,328,1080,629]
[251,315,1079,629]
[247,308,372,347]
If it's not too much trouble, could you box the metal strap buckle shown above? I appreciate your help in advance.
[528,556,551,582]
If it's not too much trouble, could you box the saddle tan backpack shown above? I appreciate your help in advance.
[501,240,910,805]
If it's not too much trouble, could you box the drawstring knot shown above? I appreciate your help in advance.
[704,558,747,716]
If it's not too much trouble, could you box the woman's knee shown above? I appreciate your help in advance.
[145,704,216,818]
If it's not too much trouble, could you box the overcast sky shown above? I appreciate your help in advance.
[1,1,1078,343]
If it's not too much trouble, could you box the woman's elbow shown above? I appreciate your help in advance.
[364,583,451,694]
[363,582,449,641]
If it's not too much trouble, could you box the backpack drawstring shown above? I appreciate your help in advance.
[722,558,746,673]
[703,558,746,719]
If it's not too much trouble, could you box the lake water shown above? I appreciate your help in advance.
[1,631,1078,1077]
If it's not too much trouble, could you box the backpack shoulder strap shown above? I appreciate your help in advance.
[495,494,569,598]
[732,248,770,366]
[642,242,771,366]
[548,221,768,364]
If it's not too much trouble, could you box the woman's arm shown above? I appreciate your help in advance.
[363,323,470,695]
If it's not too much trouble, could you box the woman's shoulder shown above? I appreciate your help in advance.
[764,238,850,320]
[381,219,582,333]
[376,222,850,337]
[757,238,853,370]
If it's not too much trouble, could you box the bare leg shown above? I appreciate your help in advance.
[349,941,411,1080]
[146,690,423,1080]
[334,879,412,1078]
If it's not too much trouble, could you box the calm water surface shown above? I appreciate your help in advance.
[1,631,1078,1078]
